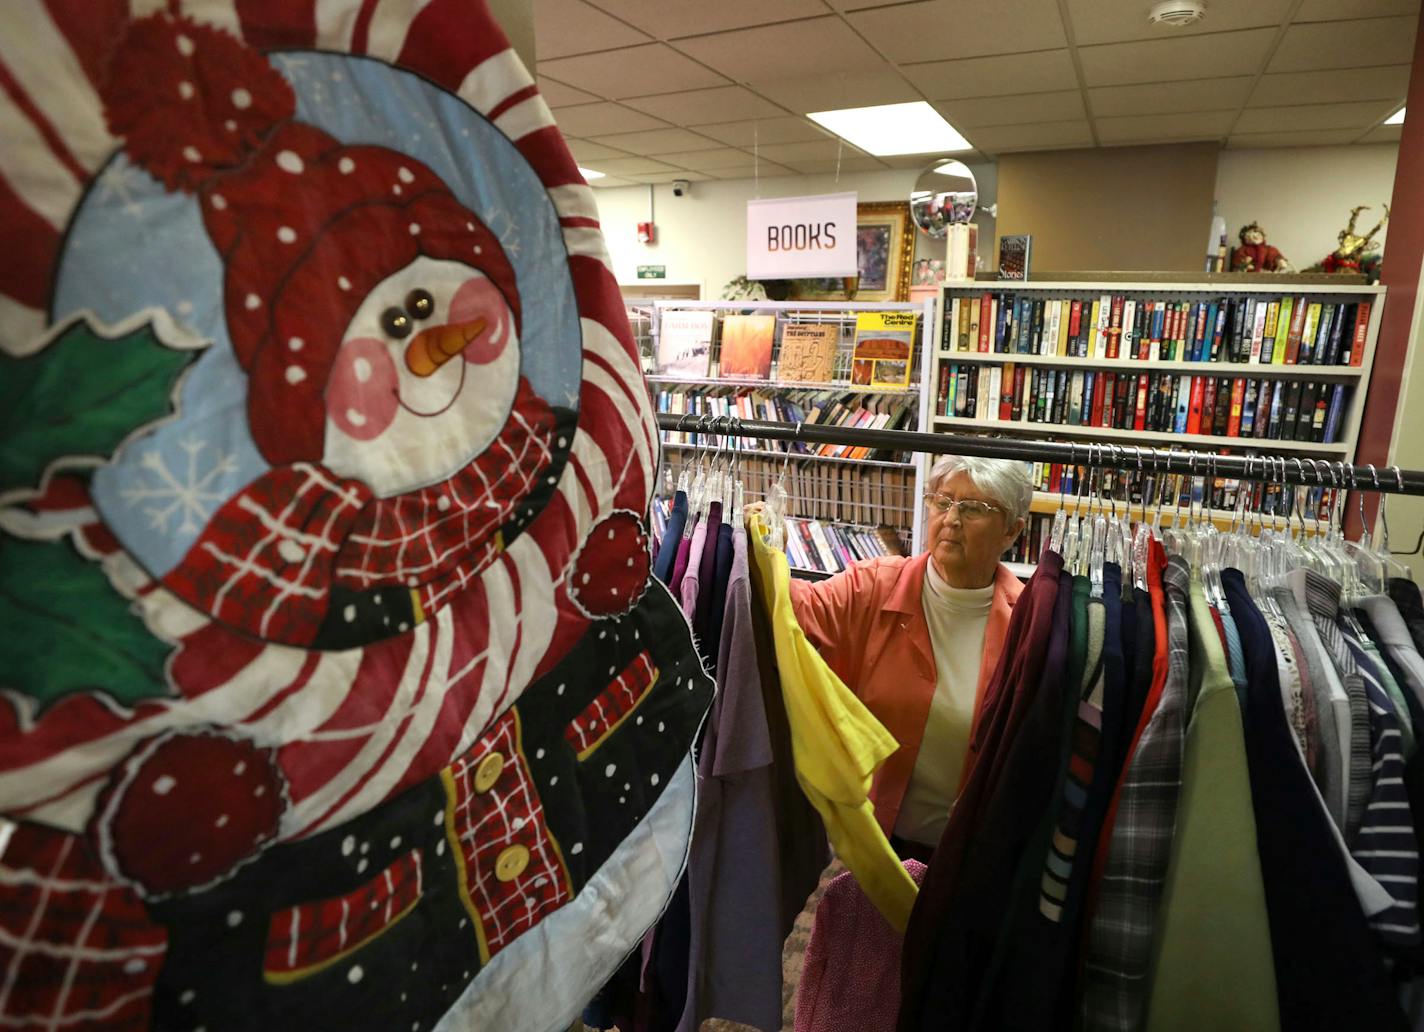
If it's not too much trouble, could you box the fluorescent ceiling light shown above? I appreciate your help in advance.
[807,101,971,157]
[578,166,606,180]
[1386,107,1406,125]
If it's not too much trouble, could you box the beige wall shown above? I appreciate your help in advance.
[995,142,1219,273]
[1386,250,1424,579]
[490,0,535,71]
[1216,144,1398,275]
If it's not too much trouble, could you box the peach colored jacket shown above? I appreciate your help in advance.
[788,553,1023,836]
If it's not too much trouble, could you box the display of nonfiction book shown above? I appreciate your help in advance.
[934,359,1351,444]
[655,309,715,378]
[655,386,916,462]
[718,313,776,379]
[777,322,839,382]
[940,291,1371,367]
[851,311,918,388]
[997,234,1032,281]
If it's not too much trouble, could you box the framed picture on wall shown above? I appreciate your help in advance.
[791,201,914,302]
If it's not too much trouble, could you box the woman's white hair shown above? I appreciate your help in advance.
[926,455,1034,523]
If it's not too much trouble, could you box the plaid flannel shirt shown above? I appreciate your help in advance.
[1080,556,1190,1032]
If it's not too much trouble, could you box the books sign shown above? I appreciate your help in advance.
[746,191,857,279]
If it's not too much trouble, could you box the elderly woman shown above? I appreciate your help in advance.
[788,455,1031,858]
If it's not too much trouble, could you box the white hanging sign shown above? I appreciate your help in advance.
[746,191,858,279]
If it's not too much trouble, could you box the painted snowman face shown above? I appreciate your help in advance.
[322,257,520,498]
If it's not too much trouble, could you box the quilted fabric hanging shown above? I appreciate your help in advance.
[0,3,712,1029]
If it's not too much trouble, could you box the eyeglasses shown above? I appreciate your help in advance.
[923,493,1006,521]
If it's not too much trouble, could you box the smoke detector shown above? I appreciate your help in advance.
[1149,0,1206,27]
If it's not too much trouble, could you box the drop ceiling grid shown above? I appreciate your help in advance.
[533,0,1418,182]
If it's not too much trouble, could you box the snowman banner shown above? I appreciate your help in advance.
[0,3,712,1030]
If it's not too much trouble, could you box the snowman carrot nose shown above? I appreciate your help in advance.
[405,317,488,377]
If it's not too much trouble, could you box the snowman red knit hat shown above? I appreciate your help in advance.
[100,15,522,465]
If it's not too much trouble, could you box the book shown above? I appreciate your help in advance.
[998,234,1032,280]
[1241,379,1260,437]
[1261,301,1280,363]
[1272,296,1293,364]
[1298,303,1322,365]
[1323,384,1347,443]
[1214,377,1232,437]
[1187,375,1205,434]
[777,322,838,382]
[1350,302,1371,365]
[1285,297,1307,364]
[1323,303,1347,366]
[1295,381,1319,441]
[1199,376,1218,435]
[851,311,917,388]
[1227,378,1246,438]
[1255,379,1277,439]
[656,309,715,378]
[719,314,775,379]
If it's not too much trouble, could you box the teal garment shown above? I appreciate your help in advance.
[1145,575,1279,1032]
[1220,606,1249,716]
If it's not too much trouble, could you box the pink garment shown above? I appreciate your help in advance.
[795,860,927,1032]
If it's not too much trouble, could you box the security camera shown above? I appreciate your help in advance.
[671,179,691,197]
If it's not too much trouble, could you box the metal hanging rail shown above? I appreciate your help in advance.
[655,413,1424,496]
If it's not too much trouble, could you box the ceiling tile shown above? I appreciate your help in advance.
[653,147,757,169]
[674,17,889,81]
[552,102,669,136]
[1361,123,1405,143]
[1079,29,1276,87]
[539,76,602,107]
[684,156,792,177]
[824,0,909,7]
[565,139,633,161]
[902,50,1078,99]
[877,151,985,169]
[751,69,921,113]
[1089,77,1254,117]
[1269,17,1419,72]
[1234,100,1399,133]
[778,156,892,174]
[540,43,728,99]
[623,171,717,184]
[587,175,638,188]
[587,0,829,39]
[1225,129,1364,148]
[708,164,800,179]
[589,156,683,174]
[935,90,1085,128]
[622,85,785,125]
[534,0,650,59]
[756,139,868,163]
[1249,66,1412,106]
[1095,110,1234,144]
[965,120,1094,153]
[1295,0,1419,22]
[589,127,724,154]
[847,0,1067,62]
[695,116,833,146]
[1067,0,1292,45]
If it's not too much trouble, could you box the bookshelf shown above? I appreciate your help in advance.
[642,298,936,577]
[932,277,1386,576]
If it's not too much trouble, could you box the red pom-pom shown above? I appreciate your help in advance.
[566,511,652,618]
[101,15,295,192]
[91,729,287,898]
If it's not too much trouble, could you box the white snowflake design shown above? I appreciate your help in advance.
[95,161,146,218]
[119,436,240,534]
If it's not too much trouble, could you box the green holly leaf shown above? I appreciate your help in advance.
[0,534,173,708]
[0,319,194,495]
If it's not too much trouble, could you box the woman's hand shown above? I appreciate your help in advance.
[744,500,766,520]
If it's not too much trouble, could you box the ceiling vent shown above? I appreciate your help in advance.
[1148,0,1206,27]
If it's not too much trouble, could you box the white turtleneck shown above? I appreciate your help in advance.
[892,561,995,847]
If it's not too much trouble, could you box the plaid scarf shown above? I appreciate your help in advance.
[164,378,556,646]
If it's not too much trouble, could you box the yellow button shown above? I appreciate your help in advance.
[474,752,504,794]
[495,844,530,882]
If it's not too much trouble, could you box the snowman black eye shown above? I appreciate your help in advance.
[381,306,412,339]
[405,288,435,321]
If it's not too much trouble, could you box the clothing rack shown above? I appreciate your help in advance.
[656,412,1424,496]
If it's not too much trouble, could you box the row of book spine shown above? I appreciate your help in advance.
[936,361,1350,444]
[661,452,915,528]
[943,292,1371,367]
[1022,463,1337,518]
[783,517,906,576]
[654,388,914,461]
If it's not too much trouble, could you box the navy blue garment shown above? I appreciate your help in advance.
[704,522,735,674]
[653,490,688,585]
[1125,585,1155,739]
[1224,569,1408,1032]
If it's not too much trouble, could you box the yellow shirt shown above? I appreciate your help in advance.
[748,515,918,930]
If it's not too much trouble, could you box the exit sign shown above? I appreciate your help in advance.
[636,265,666,280]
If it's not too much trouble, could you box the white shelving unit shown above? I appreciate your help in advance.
[641,297,936,572]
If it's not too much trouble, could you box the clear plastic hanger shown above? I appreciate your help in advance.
[1047,442,1073,558]
[1131,446,1154,591]
[1089,450,1108,599]
[1378,465,1416,582]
